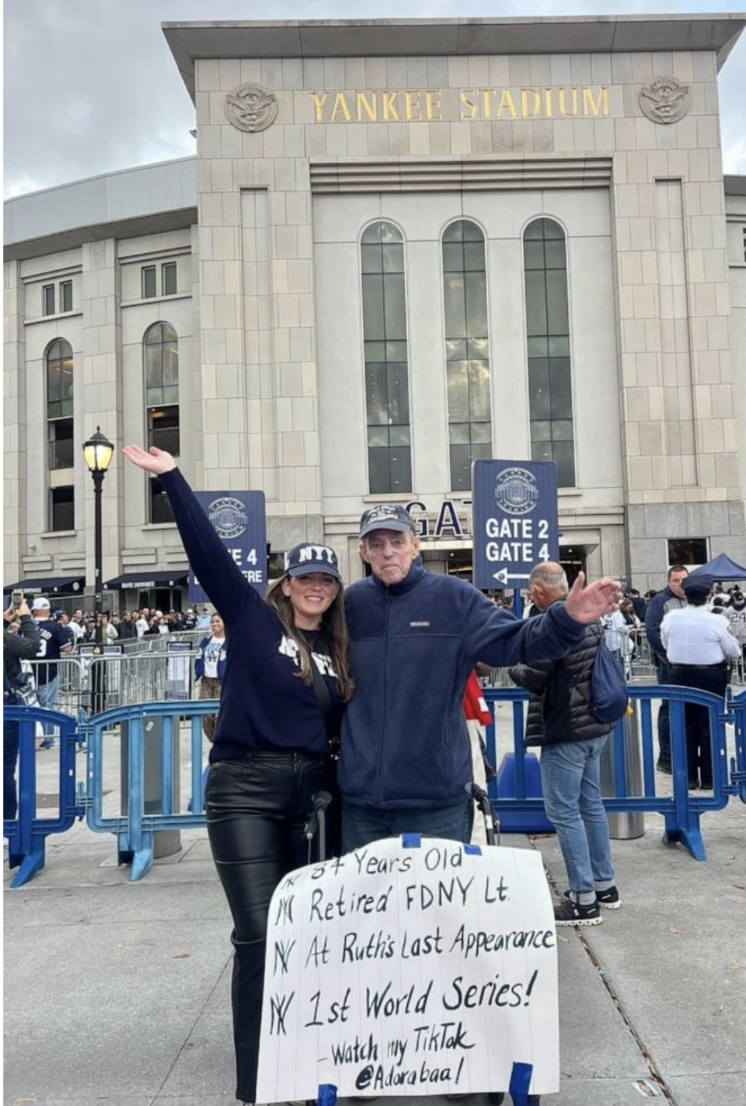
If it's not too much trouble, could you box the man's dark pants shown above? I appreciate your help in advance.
[656,661,672,767]
[668,664,727,788]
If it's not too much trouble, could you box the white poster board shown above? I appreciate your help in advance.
[257,836,559,1102]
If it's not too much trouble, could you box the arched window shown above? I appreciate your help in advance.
[523,218,575,487]
[143,322,179,523]
[361,221,411,494]
[442,220,492,491]
[46,338,74,530]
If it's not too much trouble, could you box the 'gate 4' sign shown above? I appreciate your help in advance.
[472,460,559,590]
[189,491,267,601]
[256,836,559,1101]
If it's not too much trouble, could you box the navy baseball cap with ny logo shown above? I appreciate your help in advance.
[285,542,341,580]
[359,504,416,540]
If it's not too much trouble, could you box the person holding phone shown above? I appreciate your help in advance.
[4,596,41,818]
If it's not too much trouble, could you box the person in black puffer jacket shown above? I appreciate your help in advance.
[510,562,621,928]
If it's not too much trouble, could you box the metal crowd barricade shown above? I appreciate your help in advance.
[81,698,217,880]
[81,645,199,712]
[484,683,738,862]
[2,704,83,887]
[6,683,746,887]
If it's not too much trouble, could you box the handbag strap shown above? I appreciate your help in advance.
[299,633,337,741]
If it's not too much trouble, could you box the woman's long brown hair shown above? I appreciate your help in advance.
[265,576,355,701]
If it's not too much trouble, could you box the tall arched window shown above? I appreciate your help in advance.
[361,221,411,494]
[144,322,179,523]
[442,220,492,491]
[46,338,74,531]
[523,218,575,487]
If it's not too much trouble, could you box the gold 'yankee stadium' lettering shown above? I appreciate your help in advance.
[308,86,610,123]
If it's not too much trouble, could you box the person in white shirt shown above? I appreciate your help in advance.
[135,608,150,638]
[601,608,628,674]
[195,613,227,742]
[661,576,740,789]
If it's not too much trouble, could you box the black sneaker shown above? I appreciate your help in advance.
[657,758,672,774]
[596,885,621,909]
[554,898,601,926]
[565,886,621,910]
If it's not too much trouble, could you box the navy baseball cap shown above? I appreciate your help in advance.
[682,576,711,599]
[359,504,416,540]
[284,542,341,580]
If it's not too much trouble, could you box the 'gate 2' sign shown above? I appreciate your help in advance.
[189,491,267,602]
[472,460,559,590]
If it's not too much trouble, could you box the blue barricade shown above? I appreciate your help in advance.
[5,684,746,886]
[3,704,83,887]
[82,698,217,881]
[484,683,737,861]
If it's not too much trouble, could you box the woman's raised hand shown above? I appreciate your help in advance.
[122,444,177,476]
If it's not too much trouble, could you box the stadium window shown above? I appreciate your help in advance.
[442,219,492,492]
[523,217,576,488]
[142,265,157,299]
[360,221,412,494]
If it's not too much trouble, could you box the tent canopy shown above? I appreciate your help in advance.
[688,553,746,580]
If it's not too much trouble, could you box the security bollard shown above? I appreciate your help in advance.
[600,708,645,839]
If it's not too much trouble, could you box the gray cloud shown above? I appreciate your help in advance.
[4,0,745,197]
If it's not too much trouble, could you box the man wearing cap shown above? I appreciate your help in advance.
[339,504,623,851]
[661,576,740,789]
[644,564,689,773]
[31,597,74,747]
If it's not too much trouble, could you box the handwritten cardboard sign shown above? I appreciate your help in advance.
[257,836,559,1101]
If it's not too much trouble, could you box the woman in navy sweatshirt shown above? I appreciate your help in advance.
[123,444,353,1106]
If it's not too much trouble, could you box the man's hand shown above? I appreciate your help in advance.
[122,444,177,476]
[564,572,623,624]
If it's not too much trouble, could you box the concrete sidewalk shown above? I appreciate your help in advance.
[4,775,746,1106]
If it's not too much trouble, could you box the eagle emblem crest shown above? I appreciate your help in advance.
[639,75,690,125]
[224,83,278,133]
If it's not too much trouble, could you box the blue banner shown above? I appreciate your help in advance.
[188,491,267,602]
[472,460,559,590]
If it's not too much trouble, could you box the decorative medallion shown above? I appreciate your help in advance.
[639,75,690,125]
[493,468,540,516]
[224,83,278,132]
[207,496,248,539]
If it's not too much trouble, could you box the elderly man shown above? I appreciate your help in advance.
[339,504,623,852]
[661,576,740,789]
[510,564,619,926]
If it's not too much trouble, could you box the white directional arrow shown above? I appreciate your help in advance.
[492,568,531,585]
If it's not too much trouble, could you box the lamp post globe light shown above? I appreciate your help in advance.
[82,427,114,711]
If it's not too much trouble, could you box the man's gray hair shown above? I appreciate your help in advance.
[529,564,569,590]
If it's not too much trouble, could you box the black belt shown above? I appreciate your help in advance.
[670,663,726,671]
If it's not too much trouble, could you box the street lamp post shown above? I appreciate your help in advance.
[83,427,114,713]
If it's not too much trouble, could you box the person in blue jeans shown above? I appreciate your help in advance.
[510,562,621,927]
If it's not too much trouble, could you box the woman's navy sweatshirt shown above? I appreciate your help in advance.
[160,468,342,762]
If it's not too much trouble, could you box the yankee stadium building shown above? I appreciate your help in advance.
[4,14,746,609]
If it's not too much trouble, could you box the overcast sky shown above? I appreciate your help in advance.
[3,0,745,199]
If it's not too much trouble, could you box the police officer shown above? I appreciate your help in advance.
[661,576,740,789]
